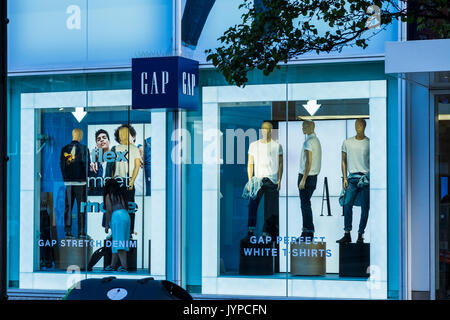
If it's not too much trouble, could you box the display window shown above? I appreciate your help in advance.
[200,80,388,298]
[9,75,167,290]
[7,72,393,299]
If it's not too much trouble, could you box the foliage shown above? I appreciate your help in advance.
[206,0,450,86]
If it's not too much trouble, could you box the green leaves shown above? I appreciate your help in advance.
[205,0,450,87]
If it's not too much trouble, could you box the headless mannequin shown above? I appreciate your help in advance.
[61,128,89,238]
[298,120,320,239]
[115,127,141,236]
[337,119,370,244]
[246,122,283,236]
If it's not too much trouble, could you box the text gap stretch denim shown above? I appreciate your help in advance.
[343,177,370,234]
[247,177,279,238]
[298,174,317,233]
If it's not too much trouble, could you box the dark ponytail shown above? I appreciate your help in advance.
[103,178,127,211]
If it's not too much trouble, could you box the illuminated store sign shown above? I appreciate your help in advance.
[132,56,199,111]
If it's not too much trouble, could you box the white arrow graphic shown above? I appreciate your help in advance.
[72,107,87,123]
[302,100,321,116]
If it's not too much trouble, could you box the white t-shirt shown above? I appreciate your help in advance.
[299,132,322,176]
[113,143,141,179]
[342,136,370,174]
[248,139,283,184]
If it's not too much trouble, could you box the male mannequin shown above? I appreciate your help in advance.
[337,119,370,244]
[112,125,141,236]
[247,121,283,238]
[298,120,322,239]
[60,128,90,238]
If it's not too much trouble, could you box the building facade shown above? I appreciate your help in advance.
[4,0,447,300]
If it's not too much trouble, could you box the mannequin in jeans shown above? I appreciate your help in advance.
[337,119,370,244]
[298,120,321,240]
[60,128,89,238]
[246,121,283,239]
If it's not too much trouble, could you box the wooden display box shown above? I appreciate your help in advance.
[58,237,93,271]
[290,242,327,276]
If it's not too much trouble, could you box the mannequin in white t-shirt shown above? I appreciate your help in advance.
[298,120,321,239]
[247,121,283,239]
[337,118,370,244]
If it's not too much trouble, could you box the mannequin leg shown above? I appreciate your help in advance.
[262,179,279,273]
[298,174,317,234]
[75,185,87,237]
[111,253,120,268]
[248,188,263,233]
[262,179,279,237]
[64,186,76,236]
[343,178,359,232]
[358,184,370,234]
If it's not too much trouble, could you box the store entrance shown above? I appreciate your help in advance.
[435,93,450,299]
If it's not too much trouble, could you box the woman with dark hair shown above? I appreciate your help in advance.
[103,178,130,272]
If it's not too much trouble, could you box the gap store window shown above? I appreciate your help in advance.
[193,66,390,298]
[7,73,167,290]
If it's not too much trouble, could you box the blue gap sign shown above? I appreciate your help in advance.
[132,56,199,111]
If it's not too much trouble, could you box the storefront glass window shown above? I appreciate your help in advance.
[8,73,167,290]
[193,66,388,298]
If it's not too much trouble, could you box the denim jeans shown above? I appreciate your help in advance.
[343,177,370,234]
[298,174,317,233]
[248,177,279,238]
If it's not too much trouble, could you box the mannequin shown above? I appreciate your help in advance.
[112,125,141,236]
[60,128,90,238]
[246,121,283,239]
[337,119,370,244]
[298,120,322,239]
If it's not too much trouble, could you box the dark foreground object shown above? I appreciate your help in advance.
[339,243,370,278]
[64,277,193,300]
[239,235,274,275]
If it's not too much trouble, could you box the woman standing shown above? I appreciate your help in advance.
[103,179,130,272]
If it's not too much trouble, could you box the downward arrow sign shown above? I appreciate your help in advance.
[303,100,321,116]
[72,107,87,123]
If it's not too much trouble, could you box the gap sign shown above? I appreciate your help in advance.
[132,56,199,111]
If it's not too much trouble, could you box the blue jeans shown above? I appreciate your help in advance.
[343,177,370,234]
[298,174,317,233]
[248,178,279,237]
